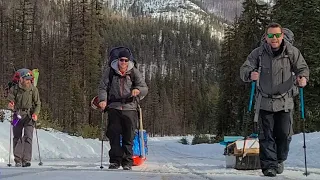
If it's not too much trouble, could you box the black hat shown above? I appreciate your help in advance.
[118,50,130,59]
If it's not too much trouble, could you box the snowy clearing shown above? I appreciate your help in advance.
[1,110,320,179]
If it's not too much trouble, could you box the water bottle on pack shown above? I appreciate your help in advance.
[12,112,22,126]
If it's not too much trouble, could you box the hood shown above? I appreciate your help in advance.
[110,59,134,75]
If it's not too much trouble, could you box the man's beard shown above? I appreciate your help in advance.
[20,81,31,87]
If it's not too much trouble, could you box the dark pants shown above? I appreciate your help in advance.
[12,114,34,163]
[106,109,137,167]
[258,110,293,171]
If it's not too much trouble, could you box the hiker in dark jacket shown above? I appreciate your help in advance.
[7,68,41,167]
[240,23,309,177]
[98,49,148,170]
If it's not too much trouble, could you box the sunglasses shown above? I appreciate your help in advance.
[119,58,129,62]
[21,72,32,78]
[267,33,282,38]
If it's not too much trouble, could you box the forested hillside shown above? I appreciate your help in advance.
[1,0,319,139]
[0,0,220,137]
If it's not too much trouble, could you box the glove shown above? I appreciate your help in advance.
[32,114,38,121]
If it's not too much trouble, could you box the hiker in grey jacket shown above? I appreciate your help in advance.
[98,49,148,170]
[240,23,309,177]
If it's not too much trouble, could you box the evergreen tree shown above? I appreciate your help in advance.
[272,0,320,132]
[216,0,270,137]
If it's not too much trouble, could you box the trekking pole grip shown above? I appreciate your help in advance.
[299,87,305,119]
[133,96,140,103]
[248,80,256,112]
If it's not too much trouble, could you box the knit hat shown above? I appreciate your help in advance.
[18,68,33,80]
[118,50,130,59]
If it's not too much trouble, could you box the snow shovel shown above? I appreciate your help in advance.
[132,97,146,166]
[137,102,145,159]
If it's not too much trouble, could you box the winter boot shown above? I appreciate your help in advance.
[22,161,31,167]
[263,169,277,177]
[15,162,22,167]
[122,165,132,170]
[108,163,120,169]
[277,162,284,174]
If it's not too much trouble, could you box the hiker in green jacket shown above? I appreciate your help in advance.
[7,68,41,167]
[240,23,309,177]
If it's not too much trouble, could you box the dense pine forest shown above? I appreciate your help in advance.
[0,0,319,139]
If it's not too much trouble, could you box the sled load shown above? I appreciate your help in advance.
[90,46,148,166]
[220,135,260,170]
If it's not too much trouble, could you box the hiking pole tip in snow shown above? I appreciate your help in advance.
[34,122,43,166]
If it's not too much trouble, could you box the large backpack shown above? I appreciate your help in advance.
[107,46,137,67]
[256,28,298,97]
[8,69,33,87]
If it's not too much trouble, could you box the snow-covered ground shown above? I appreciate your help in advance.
[1,109,320,179]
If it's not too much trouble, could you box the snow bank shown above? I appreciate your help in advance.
[162,132,320,169]
[0,110,109,163]
[287,132,320,168]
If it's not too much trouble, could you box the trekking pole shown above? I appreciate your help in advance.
[100,111,105,169]
[34,123,43,166]
[252,65,262,136]
[248,79,259,136]
[242,80,255,159]
[299,87,309,176]
[7,111,13,167]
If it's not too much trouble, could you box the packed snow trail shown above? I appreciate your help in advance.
[1,138,320,179]
[1,110,320,179]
